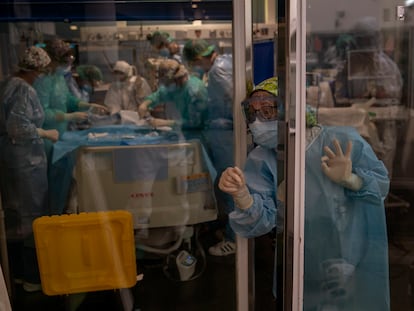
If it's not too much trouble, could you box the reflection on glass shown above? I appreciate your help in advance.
[219,77,283,303]
[306,2,414,310]
[183,38,236,256]
[0,8,237,309]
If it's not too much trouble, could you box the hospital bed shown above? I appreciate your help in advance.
[75,141,217,228]
[51,125,218,280]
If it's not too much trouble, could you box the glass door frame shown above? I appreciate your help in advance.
[284,0,306,310]
[233,0,307,310]
[233,0,253,310]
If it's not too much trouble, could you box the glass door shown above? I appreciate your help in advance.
[304,1,414,310]
[0,1,242,310]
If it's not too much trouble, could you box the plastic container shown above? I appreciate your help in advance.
[33,211,137,295]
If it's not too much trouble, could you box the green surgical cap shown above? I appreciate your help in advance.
[76,65,103,82]
[147,31,173,48]
[183,39,215,61]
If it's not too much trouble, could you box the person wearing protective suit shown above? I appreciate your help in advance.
[33,38,107,214]
[183,39,235,256]
[34,38,106,156]
[335,16,402,100]
[138,59,207,140]
[0,46,59,292]
[147,31,182,63]
[67,64,103,102]
[219,77,390,310]
[104,60,152,115]
[334,16,402,177]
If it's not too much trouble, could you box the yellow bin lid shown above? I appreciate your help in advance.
[33,211,137,295]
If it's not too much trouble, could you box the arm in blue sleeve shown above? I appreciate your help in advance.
[345,137,390,202]
[229,193,278,238]
[229,147,278,238]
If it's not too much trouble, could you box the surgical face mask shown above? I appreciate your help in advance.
[82,84,93,95]
[192,66,205,79]
[165,83,177,93]
[114,80,127,88]
[159,47,170,58]
[114,72,127,82]
[36,71,45,78]
[58,65,72,75]
[249,119,278,149]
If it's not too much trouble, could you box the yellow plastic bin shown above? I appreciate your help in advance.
[33,211,137,296]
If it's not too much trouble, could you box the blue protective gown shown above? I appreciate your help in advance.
[206,54,233,122]
[146,75,207,138]
[33,68,84,215]
[230,125,390,311]
[33,68,82,156]
[204,54,234,170]
[0,77,48,240]
[204,54,234,220]
[65,72,90,102]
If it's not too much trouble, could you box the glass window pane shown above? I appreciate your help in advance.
[306,2,414,310]
[0,2,238,309]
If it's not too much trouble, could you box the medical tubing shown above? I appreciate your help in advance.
[135,233,184,255]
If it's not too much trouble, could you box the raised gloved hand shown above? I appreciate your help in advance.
[321,139,362,191]
[218,166,253,210]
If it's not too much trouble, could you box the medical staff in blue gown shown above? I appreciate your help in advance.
[66,65,104,103]
[147,31,182,63]
[33,39,107,214]
[34,39,107,156]
[0,46,59,291]
[138,59,207,141]
[183,39,235,256]
[219,77,390,310]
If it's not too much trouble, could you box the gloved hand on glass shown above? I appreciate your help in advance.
[321,139,362,191]
[320,259,356,304]
[219,166,253,210]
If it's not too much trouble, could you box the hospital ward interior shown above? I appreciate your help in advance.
[1,0,414,310]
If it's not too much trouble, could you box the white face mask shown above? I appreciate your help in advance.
[114,80,127,88]
[249,119,278,149]
[166,83,177,92]
[58,65,72,75]
[160,82,177,93]
[159,47,170,58]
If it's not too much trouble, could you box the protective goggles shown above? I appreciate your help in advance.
[242,97,279,124]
